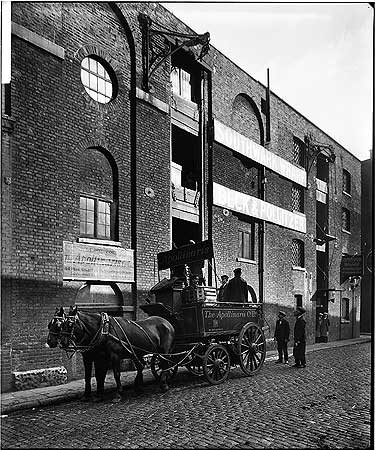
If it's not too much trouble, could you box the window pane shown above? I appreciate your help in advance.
[243,233,250,259]
[97,62,104,77]
[89,58,97,72]
[81,57,89,70]
[81,70,89,88]
[86,198,95,211]
[89,73,97,91]
[180,69,191,100]
[86,223,94,236]
[98,77,105,95]
[171,68,179,95]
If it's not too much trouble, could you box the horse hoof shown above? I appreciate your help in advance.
[160,384,169,393]
[111,396,121,403]
[93,396,104,403]
[80,395,92,402]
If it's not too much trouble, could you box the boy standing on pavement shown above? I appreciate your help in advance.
[274,311,290,364]
[292,306,307,368]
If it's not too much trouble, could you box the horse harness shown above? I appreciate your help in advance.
[64,312,158,367]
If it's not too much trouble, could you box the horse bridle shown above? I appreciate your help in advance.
[48,314,66,342]
[61,312,109,355]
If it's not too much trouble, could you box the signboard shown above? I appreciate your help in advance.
[213,182,306,233]
[63,241,134,282]
[157,240,214,271]
[340,254,363,280]
[203,307,258,333]
[214,120,307,187]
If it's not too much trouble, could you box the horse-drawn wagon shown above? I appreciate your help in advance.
[46,239,266,402]
[141,240,266,385]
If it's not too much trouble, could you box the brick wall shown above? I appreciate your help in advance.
[2,1,362,391]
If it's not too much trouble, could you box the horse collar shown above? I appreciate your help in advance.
[101,312,110,336]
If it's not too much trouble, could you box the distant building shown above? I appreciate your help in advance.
[1,2,362,392]
[360,150,373,333]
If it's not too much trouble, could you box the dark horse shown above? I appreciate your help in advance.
[59,306,175,402]
[47,307,109,402]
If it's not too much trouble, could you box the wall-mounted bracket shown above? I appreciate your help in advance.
[304,133,336,176]
[138,13,210,92]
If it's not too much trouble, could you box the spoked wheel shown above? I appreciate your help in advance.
[203,344,231,385]
[184,352,204,377]
[237,322,266,376]
[150,355,178,382]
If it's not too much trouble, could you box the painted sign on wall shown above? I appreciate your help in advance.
[213,182,306,233]
[157,240,214,270]
[340,254,363,281]
[214,120,307,188]
[63,241,134,282]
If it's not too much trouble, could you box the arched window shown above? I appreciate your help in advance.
[292,239,305,268]
[342,208,351,233]
[231,94,263,145]
[342,169,351,195]
[79,148,118,241]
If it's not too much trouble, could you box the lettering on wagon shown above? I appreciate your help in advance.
[204,309,257,320]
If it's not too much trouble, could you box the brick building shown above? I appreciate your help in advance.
[360,151,373,334]
[1,2,362,392]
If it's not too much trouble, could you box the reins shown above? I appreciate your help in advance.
[63,312,160,368]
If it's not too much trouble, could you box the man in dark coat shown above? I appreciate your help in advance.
[223,268,248,302]
[274,311,290,364]
[217,274,229,302]
[293,306,307,368]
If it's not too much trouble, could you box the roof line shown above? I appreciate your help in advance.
[161,2,360,161]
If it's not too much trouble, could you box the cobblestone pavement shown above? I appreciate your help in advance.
[1,342,371,449]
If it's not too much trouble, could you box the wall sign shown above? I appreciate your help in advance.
[213,182,306,233]
[340,254,363,281]
[157,240,214,271]
[214,120,307,188]
[63,241,134,282]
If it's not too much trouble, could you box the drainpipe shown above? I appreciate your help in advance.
[259,69,270,304]
[206,69,213,287]
[109,3,138,316]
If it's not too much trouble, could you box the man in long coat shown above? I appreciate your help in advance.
[223,268,248,302]
[274,311,290,364]
[293,306,307,368]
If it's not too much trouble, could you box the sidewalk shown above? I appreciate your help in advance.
[1,335,371,415]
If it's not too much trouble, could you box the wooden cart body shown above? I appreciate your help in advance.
[141,242,266,384]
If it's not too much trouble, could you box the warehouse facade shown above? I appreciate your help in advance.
[1,2,362,392]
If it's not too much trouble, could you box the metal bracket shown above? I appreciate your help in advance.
[304,133,336,177]
[138,13,210,92]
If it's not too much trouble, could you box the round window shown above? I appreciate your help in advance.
[81,56,117,104]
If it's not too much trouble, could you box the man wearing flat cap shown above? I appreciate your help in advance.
[293,306,307,368]
[223,268,248,302]
[274,311,290,364]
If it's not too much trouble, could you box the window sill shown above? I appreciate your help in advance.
[342,229,351,235]
[236,257,257,265]
[77,237,122,247]
[340,319,350,324]
[292,210,306,217]
[343,191,352,198]
[292,266,306,272]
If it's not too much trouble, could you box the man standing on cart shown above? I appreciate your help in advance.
[224,268,249,302]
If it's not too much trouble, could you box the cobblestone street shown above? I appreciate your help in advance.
[1,343,371,449]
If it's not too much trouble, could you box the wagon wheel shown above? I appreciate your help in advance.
[184,351,204,377]
[150,355,178,382]
[238,322,266,376]
[203,344,231,385]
